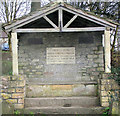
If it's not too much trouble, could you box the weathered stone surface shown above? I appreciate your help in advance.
[14,104,24,109]
[25,97,99,108]
[1,75,25,109]
[6,99,17,104]
[23,106,103,114]
[99,78,120,107]
[8,88,15,93]
[2,100,14,114]
[16,88,24,93]
[1,93,11,99]
[18,99,24,104]
[12,93,24,98]
[18,32,104,83]
[26,84,97,97]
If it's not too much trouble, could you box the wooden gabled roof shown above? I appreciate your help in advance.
[3,2,118,32]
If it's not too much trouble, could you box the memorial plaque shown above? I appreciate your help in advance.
[46,47,75,64]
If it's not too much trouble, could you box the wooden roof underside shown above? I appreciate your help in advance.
[4,3,117,32]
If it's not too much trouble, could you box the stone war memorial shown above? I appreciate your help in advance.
[1,1,120,115]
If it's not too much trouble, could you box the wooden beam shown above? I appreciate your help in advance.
[11,32,18,75]
[64,15,78,28]
[16,27,105,33]
[16,28,59,33]
[62,27,105,32]
[104,27,111,73]
[59,8,63,31]
[43,16,58,28]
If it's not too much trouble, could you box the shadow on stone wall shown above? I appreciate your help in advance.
[2,100,14,114]
[2,51,12,75]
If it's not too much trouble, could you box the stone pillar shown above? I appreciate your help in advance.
[11,32,18,75]
[1,75,25,109]
[104,27,111,73]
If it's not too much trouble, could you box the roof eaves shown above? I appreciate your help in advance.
[64,2,119,27]
[3,2,59,28]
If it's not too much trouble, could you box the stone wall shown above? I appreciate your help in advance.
[98,74,120,107]
[1,75,25,109]
[18,32,104,83]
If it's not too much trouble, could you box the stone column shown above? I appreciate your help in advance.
[11,32,18,75]
[104,27,111,73]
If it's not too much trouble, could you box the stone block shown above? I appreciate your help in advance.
[8,88,15,93]
[17,80,25,87]
[92,47,98,50]
[19,70,24,74]
[92,72,99,76]
[101,102,109,107]
[101,97,109,102]
[12,93,24,98]
[32,59,39,62]
[14,104,24,109]
[18,98,24,104]
[98,54,103,59]
[1,93,11,99]
[1,89,7,93]
[36,65,43,69]
[18,76,24,81]
[32,70,36,72]
[35,72,43,75]
[10,80,25,87]
[98,46,103,51]
[101,91,108,96]
[97,67,104,71]
[98,63,104,67]
[16,88,24,93]
[52,85,73,90]
[6,99,17,104]
[87,55,93,59]
[11,76,17,81]
[94,59,103,63]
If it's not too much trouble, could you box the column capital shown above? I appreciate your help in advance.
[105,27,110,31]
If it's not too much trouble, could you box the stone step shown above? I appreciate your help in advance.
[26,77,97,85]
[25,97,100,108]
[26,77,97,84]
[26,83,97,97]
[22,106,104,114]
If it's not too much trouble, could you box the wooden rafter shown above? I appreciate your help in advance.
[16,27,105,33]
[16,28,59,32]
[43,16,58,28]
[64,14,78,28]
[58,8,63,31]
[61,27,105,32]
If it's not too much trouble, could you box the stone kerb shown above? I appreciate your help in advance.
[1,75,25,109]
[99,74,120,107]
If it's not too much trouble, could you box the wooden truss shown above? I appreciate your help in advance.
[5,4,116,32]
[15,7,105,33]
[7,3,116,75]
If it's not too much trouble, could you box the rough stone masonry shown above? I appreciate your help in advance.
[18,32,104,84]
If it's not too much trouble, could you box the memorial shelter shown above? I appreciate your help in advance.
[2,1,118,113]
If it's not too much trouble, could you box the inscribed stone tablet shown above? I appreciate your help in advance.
[46,47,75,64]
